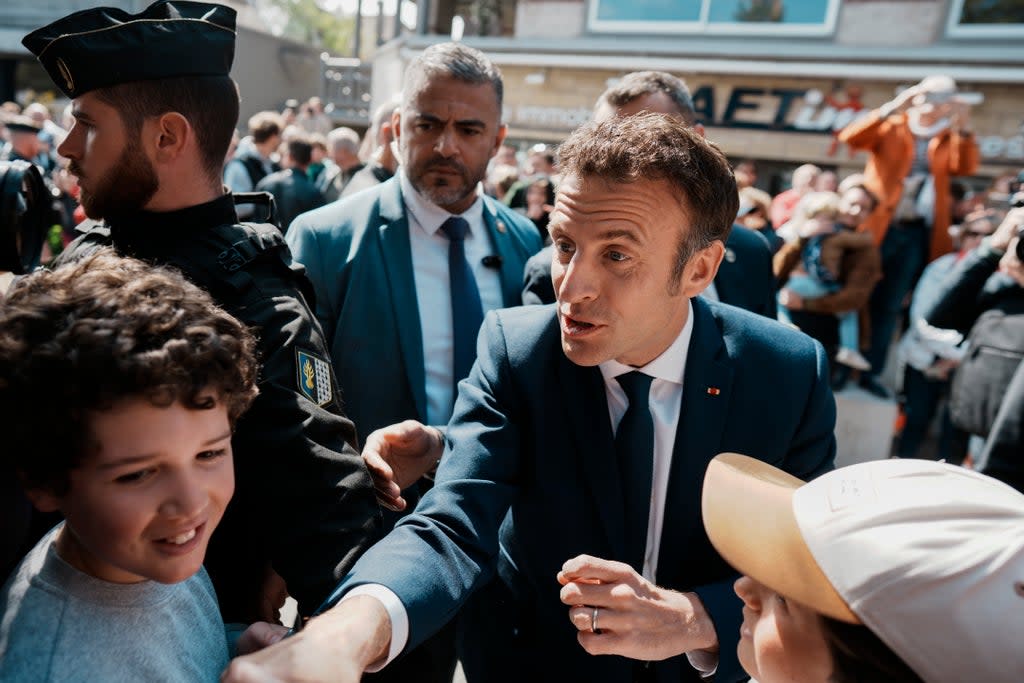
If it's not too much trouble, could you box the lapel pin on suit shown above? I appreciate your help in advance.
[707,387,722,396]
[725,248,736,263]
[496,220,507,233]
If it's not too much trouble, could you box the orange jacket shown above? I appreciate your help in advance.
[838,111,979,262]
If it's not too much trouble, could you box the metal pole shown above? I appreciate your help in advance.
[416,0,431,35]
[376,0,385,46]
[393,0,403,40]
[353,0,363,58]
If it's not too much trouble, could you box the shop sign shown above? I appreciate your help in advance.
[510,84,1019,164]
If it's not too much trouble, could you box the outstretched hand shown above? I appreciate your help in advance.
[557,555,718,662]
[235,622,290,656]
[361,420,445,512]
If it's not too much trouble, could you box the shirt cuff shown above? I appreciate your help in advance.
[341,585,409,672]
[686,649,719,677]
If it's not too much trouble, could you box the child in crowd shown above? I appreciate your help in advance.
[0,251,285,681]
[703,452,1024,683]
[775,191,874,371]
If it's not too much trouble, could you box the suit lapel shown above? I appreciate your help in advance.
[657,299,734,584]
[559,354,627,560]
[377,180,428,421]
[482,199,524,306]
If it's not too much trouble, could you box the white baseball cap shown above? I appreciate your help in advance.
[702,454,1024,683]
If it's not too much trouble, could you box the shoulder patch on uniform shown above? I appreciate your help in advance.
[296,349,333,406]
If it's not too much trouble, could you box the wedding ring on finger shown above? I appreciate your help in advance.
[591,606,601,634]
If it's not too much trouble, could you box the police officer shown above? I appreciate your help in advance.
[21,1,382,624]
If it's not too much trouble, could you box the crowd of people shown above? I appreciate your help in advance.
[1,2,1024,683]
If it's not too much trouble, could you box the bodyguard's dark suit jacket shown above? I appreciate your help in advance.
[286,176,543,440]
[341,299,836,682]
[522,224,778,319]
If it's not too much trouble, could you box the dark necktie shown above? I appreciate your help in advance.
[614,371,655,573]
[440,216,485,388]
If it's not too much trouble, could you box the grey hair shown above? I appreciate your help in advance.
[327,126,361,154]
[596,71,697,125]
[403,42,504,112]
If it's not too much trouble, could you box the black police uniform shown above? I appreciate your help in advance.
[55,194,383,622]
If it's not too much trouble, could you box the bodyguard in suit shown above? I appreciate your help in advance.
[225,114,835,683]
[287,42,540,441]
[522,70,777,318]
[284,42,541,683]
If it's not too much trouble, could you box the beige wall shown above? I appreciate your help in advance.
[231,27,323,131]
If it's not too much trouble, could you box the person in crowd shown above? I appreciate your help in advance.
[296,96,333,136]
[737,185,781,253]
[0,251,287,681]
[225,110,284,219]
[838,75,980,398]
[702,452,1024,683]
[306,133,330,187]
[223,113,835,683]
[319,126,364,202]
[0,116,44,169]
[486,162,519,203]
[774,184,881,383]
[775,191,875,373]
[893,209,996,462]
[503,143,558,209]
[522,70,776,319]
[343,97,401,199]
[280,98,299,127]
[517,174,556,242]
[255,135,325,233]
[923,206,1024,492]
[493,143,518,168]
[733,159,758,189]
[769,163,821,230]
[21,0,382,625]
[815,169,838,193]
[284,42,542,683]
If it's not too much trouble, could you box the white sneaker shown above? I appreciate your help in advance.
[835,347,872,372]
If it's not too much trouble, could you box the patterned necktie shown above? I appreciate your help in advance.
[440,216,485,388]
[614,371,655,573]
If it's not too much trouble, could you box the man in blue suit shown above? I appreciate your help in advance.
[522,70,776,318]
[288,42,541,441]
[284,42,541,683]
[226,114,835,683]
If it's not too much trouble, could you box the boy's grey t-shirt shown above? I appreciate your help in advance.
[0,524,229,682]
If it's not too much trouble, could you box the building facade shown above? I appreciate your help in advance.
[373,0,1024,191]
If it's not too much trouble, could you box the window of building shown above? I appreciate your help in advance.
[947,0,1024,37]
[587,0,839,35]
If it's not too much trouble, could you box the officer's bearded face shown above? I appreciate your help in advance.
[75,135,159,220]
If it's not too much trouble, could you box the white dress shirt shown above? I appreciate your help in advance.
[400,170,504,426]
[598,299,695,582]
[350,301,702,672]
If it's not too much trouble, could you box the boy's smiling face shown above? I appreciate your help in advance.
[32,392,234,584]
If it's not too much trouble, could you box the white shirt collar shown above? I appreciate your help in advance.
[399,168,484,236]
[599,299,695,386]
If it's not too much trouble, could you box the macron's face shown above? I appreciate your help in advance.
[548,174,700,368]
[53,394,234,585]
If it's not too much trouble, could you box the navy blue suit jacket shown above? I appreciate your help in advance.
[340,299,836,682]
[286,177,543,439]
[522,224,777,319]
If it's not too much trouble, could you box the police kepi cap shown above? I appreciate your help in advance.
[703,453,1024,683]
[22,0,236,99]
